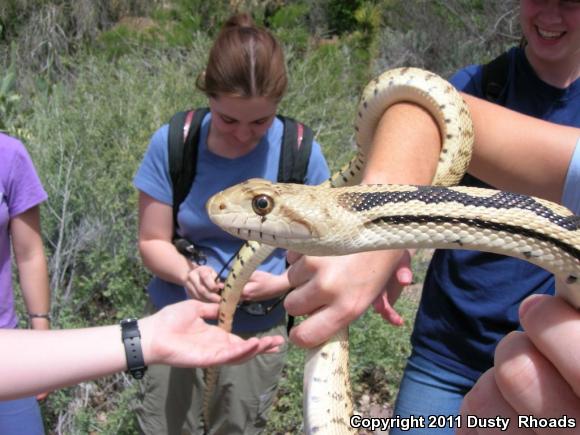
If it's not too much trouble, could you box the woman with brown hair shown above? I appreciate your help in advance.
[133,13,329,435]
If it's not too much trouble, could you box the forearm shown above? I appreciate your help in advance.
[367,96,579,205]
[463,94,577,203]
[11,207,51,330]
[362,102,439,185]
[18,254,51,330]
[139,239,197,286]
[0,324,127,400]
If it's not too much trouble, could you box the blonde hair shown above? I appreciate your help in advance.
[196,13,287,102]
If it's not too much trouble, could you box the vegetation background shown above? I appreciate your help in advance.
[1,0,519,433]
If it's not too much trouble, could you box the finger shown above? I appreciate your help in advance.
[212,338,262,365]
[286,255,317,290]
[285,255,357,317]
[519,294,580,397]
[195,301,220,319]
[289,303,350,348]
[394,250,412,288]
[217,336,285,365]
[395,266,413,286]
[195,283,221,303]
[284,280,324,318]
[286,251,303,264]
[204,290,222,303]
[285,259,330,317]
[372,292,404,326]
[493,331,580,426]
[200,269,220,291]
[460,369,529,435]
[194,273,222,303]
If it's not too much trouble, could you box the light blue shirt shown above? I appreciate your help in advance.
[134,114,330,332]
[563,138,580,214]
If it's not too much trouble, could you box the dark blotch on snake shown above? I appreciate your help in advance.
[345,187,580,231]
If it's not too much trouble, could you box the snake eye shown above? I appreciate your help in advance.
[252,194,274,216]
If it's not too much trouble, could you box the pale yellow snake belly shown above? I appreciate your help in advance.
[205,67,481,433]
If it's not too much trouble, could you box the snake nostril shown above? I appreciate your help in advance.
[219,203,226,210]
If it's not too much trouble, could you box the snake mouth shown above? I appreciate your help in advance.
[208,209,314,246]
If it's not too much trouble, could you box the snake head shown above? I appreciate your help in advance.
[206,178,326,250]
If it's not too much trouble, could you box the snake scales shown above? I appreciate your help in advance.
[205,67,580,433]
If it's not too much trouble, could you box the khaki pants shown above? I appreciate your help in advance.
[136,315,288,435]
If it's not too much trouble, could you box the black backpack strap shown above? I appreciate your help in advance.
[481,51,509,103]
[276,115,314,184]
[168,107,210,237]
[275,115,315,334]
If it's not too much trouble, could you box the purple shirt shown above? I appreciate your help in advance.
[0,134,47,328]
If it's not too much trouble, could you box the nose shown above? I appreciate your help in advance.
[539,1,563,24]
[234,124,252,143]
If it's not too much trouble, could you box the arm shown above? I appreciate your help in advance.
[464,93,577,203]
[138,192,223,303]
[372,95,578,203]
[1,299,284,401]
[11,206,51,331]
[284,102,439,347]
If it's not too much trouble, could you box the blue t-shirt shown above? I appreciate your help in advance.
[134,114,330,333]
[413,47,580,380]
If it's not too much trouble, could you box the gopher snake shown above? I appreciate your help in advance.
[200,67,482,433]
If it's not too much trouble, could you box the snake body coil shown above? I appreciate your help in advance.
[206,67,479,433]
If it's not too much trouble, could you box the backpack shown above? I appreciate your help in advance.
[167,108,314,241]
[481,51,509,104]
[461,51,510,189]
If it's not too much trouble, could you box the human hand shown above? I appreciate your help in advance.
[372,250,414,326]
[141,299,285,368]
[459,294,580,434]
[241,270,290,302]
[184,265,224,303]
[284,250,404,348]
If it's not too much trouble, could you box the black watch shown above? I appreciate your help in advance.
[120,318,147,379]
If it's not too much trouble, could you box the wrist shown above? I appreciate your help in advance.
[181,263,199,286]
[30,317,51,330]
[27,312,51,329]
[137,316,159,366]
[120,318,148,379]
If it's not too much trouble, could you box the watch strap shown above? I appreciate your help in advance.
[120,318,147,379]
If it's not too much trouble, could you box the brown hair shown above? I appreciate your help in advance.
[196,13,287,102]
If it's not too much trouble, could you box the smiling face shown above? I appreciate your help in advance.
[208,94,278,157]
[520,0,580,74]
